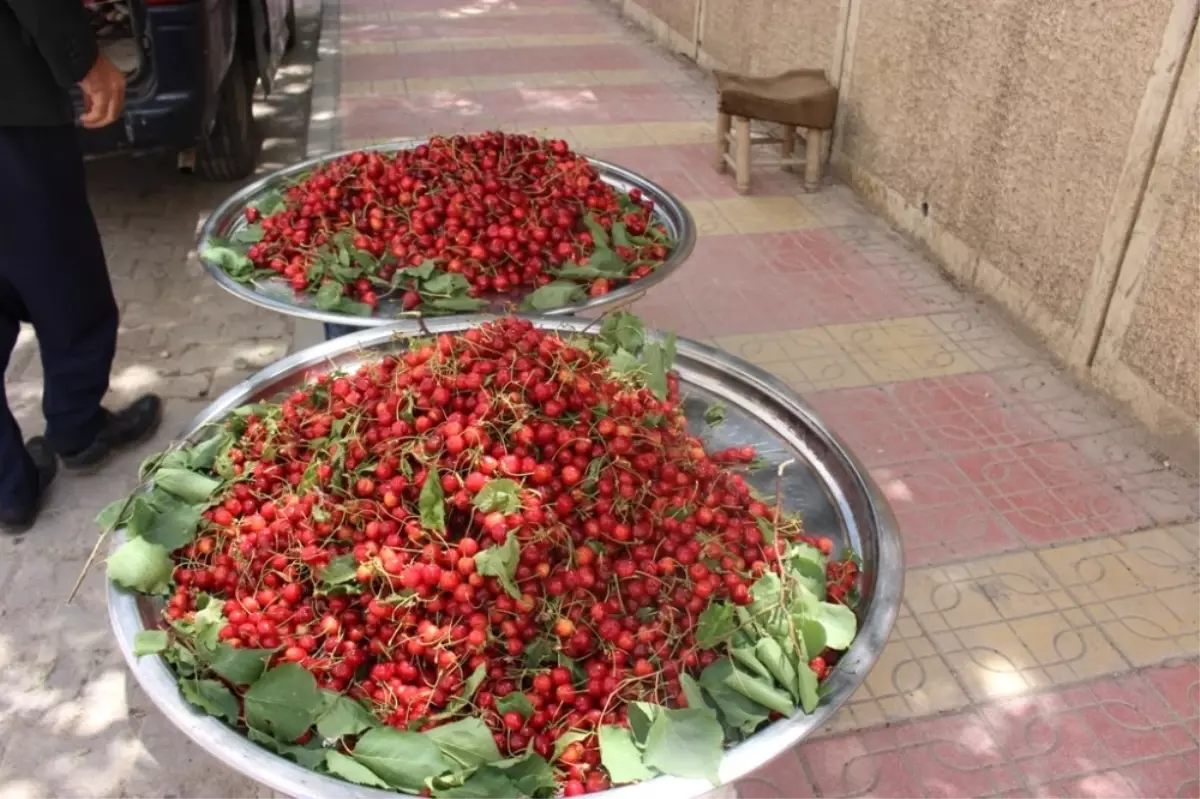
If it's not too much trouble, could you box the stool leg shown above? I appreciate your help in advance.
[715,112,731,173]
[734,116,752,194]
[780,125,796,172]
[804,128,823,192]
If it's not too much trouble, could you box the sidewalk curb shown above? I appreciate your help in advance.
[293,0,342,352]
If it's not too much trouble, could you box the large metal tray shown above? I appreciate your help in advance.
[108,316,903,799]
[196,143,697,326]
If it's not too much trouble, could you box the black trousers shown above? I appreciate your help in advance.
[0,126,118,511]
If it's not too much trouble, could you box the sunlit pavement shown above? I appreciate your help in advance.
[1,0,1196,796]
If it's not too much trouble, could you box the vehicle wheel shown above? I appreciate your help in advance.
[284,0,297,52]
[197,55,259,181]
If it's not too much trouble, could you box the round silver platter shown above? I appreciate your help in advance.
[108,316,903,799]
[196,142,697,326]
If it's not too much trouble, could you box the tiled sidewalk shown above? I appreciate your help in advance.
[329,0,1199,795]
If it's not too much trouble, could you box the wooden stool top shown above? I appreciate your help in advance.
[715,68,837,130]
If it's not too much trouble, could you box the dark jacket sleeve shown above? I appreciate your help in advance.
[3,0,98,87]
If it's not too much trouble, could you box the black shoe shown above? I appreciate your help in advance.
[60,394,164,472]
[0,437,59,534]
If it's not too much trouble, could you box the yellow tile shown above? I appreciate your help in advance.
[1045,663,1076,685]
[406,77,475,94]
[931,631,962,653]
[1038,538,1138,604]
[1118,528,1200,592]
[641,121,714,146]
[1159,584,1200,631]
[824,317,944,355]
[593,69,657,85]
[1165,522,1200,555]
[861,639,969,719]
[569,124,654,150]
[452,36,509,50]
[904,567,1003,629]
[343,40,395,55]
[950,623,1041,701]
[683,200,736,237]
[532,71,599,87]
[711,196,819,234]
[713,332,796,365]
[893,617,923,640]
[1005,612,1127,680]
[341,80,375,97]
[471,74,540,91]
[1097,592,1194,667]
[392,39,448,53]
[854,345,979,383]
[976,552,1069,618]
[790,356,875,391]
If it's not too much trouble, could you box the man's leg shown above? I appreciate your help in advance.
[0,125,160,473]
[0,282,58,532]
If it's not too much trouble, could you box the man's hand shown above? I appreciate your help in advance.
[77,54,126,128]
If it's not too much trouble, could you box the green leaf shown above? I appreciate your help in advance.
[351,727,452,791]
[732,645,774,683]
[582,247,630,275]
[179,678,239,723]
[796,661,820,713]
[107,537,173,594]
[812,601,858,651]
[187,432,233,471]
[318,553,359,586]
[695,602,735,649]
[231,224,265,244]
[583,213,611,248]
[474,532,521,599]
[140,495,205,551]
[597,312,645,354]
[611,221,632,248]
[200,244,254,279]
[723,664,795,716]
[247,727,326,770]
[422,296,488,313]
[598,726,655,784]
[494,692,533,720]
[554,264,620,280]
[643,336,674,399]
[242,663,323,743]
[95,497,129,530]
[797,617,826,660]
[252,188,285,215]
[748,572,783,620]
[419,470,446,532]
[523,637,555,669]
[492,752,557,797]
[317,692,379,740]
[422,717,502,768]
[553,730,590,761]
[153,468,220,504]
[325,750,391,789]
[338,299,374,317]
[428,769,517,799]
[422,271,471,297]
[704,402,726,427]
[521,280,585,310]
[698,659,772,736]
[133,630,168,656]
[786,545,828,600]
[191,595,226,650]
[205,644,273,685]
[679,673,708,711]
[314,281,346,311]
[627,701,660,745]
[446,663,488,713]
[399,260,439,284]
[472,478,522,515]
[641,707,724,785]
[755,637,800,702]
[607,349,643,376]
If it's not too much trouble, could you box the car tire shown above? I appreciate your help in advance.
[284,0,297,52]
[197,54,259,181]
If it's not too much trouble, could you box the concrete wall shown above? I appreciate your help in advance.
[605,0,1199,465]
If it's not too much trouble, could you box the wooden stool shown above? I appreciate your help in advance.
[714,68,838,194]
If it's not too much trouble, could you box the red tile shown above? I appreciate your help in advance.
[798,735,922,798]
[872,458,980,508]
[1050,770,1144,798]
[737,751,815,799]
[896,498,1023,566]
[1123,752,1200,799]
[992,482,1148,543]
[342,44,653,81]
[1146,661,1200,720]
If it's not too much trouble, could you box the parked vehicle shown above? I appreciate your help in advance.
[77,0,296,180]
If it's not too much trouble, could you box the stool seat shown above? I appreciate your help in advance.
[715,68,837,131]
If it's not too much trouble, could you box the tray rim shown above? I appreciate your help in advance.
[195,140,698,326]
[108,316,903,799]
